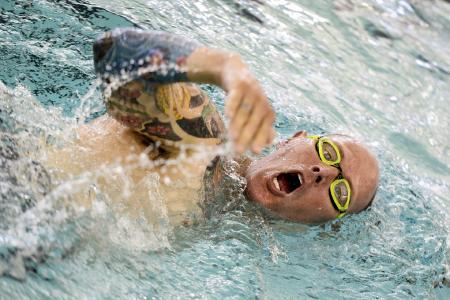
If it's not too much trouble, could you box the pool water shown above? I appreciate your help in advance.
[1,0,449,298]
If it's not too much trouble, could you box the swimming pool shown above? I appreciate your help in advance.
[0,0,449,298]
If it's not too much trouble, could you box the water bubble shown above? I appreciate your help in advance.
[428,138,437,147]
[389,96,398,102]
[426,112,438,126]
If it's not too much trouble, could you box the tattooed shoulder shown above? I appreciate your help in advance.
[107,81,225,152]
[93,28,225,153]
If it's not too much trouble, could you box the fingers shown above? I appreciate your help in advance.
[230,97,255,140]
[251,117,276,153]
[225,89,244,119]
[235,102,274,153]
[231,94,275,153]
[224,76,276,154]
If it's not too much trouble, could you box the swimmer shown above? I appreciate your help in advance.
[47,28,379,225]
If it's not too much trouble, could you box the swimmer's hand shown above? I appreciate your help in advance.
[187,48,275,154]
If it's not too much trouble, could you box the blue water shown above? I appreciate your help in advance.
[0,0,449,299]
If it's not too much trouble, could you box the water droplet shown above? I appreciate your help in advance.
[389,96,398,102]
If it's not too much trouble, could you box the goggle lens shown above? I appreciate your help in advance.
[318,138,341,166]
[331,179,351,210]
[322,142,338,163]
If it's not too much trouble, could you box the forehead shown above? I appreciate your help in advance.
[328,136,371,167]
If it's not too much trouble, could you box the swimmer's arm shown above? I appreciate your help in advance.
[94,30,275,153]
[185,48,275,153]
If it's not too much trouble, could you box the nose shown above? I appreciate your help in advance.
[310,164,339,184]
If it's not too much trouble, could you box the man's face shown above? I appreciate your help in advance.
[245,132,379,223]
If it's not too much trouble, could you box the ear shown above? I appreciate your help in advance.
[291,130,308,139]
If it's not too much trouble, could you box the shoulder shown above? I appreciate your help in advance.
[107,81,225,153]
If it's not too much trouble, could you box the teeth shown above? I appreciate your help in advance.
[273,177,280,190]
[298,174,302,185]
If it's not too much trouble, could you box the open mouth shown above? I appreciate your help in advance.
[272,172,302,194]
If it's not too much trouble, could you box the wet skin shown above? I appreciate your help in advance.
[245,131,380,223]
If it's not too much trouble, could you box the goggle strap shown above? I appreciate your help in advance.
[336,212,346,219]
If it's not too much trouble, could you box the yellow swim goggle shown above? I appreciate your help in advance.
[308,135,351,219]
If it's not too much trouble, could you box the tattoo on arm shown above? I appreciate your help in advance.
[93,29,225,152]
[107,81,225,150]
[93,28,200,85]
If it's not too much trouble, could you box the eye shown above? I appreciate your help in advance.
[322,142,338,162]
[323,149,332,160]
[333,181,349,206]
